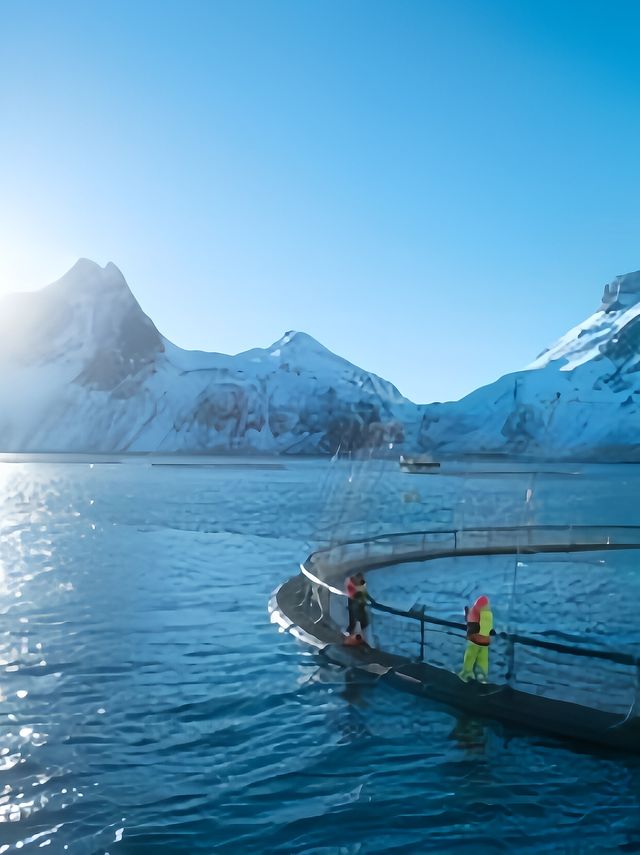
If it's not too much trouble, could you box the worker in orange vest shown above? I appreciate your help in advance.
[345,573,371,641]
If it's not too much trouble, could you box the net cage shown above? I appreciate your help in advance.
[301,421,640,733]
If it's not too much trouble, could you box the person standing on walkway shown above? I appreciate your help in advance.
[345,573,371,641]
[458,595,495,683]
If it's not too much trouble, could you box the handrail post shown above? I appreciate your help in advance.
[633,658,640,719]
[505,634,515,685]
[419,605,426,662]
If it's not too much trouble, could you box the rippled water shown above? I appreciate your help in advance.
[2,457,640,853]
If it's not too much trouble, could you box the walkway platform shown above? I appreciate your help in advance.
[270,525,640,754]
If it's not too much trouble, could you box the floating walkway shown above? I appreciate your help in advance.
[270,525,640,753]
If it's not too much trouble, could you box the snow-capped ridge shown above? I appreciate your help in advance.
[269,329,324,351]
[42,258,132,300]
[268,330,340,360]
[0,259,163,382]
[528,270,640,373]
[413,265,640,459]
[600,270,640,312]
[3,258,640,459]
[0,259,415,452]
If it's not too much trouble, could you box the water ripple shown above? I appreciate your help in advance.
[0,459,639,852]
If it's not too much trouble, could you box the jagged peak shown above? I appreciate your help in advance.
[601,270,640,312]
[270,330,326,351]
[71,257,105,273]
[41,258,132,302]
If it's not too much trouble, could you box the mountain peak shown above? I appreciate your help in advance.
[268,330,331,356]
[45,258,131,300]
[600,270,640,312]
[71,257,105,273]
[279,330,321,347]
[0,258,163,383]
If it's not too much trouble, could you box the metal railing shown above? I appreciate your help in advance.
[300,524,640,713]
[371,598,638,669]
[303,524,640,591]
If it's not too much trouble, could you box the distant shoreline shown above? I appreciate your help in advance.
[1,451,640,467]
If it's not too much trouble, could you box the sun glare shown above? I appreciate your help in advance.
[0,242,76,299]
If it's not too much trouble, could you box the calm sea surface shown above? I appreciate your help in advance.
[2,456,640,853]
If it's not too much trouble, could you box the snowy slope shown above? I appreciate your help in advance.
[0,260,414,453]
[2,260,640,458]
[415,270,640,459]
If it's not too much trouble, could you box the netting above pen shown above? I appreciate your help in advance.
[311,413,562,547]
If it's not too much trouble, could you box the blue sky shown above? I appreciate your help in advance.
[1,0,639,402]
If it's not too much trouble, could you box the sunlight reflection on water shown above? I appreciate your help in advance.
[0,457,639,851]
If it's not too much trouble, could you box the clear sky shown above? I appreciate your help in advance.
[1,0,639,403]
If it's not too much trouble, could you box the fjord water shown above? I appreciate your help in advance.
[2,457,640,853]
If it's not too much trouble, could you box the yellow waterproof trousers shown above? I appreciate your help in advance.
[460,641,489,678]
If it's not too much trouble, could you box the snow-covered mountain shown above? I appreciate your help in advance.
[2,260,640,458]
[0,260,414,453]
[415,270,640,460]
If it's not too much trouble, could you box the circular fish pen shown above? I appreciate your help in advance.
[270,524,640,753]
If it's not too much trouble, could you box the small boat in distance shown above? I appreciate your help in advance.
[399,454,441,473]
